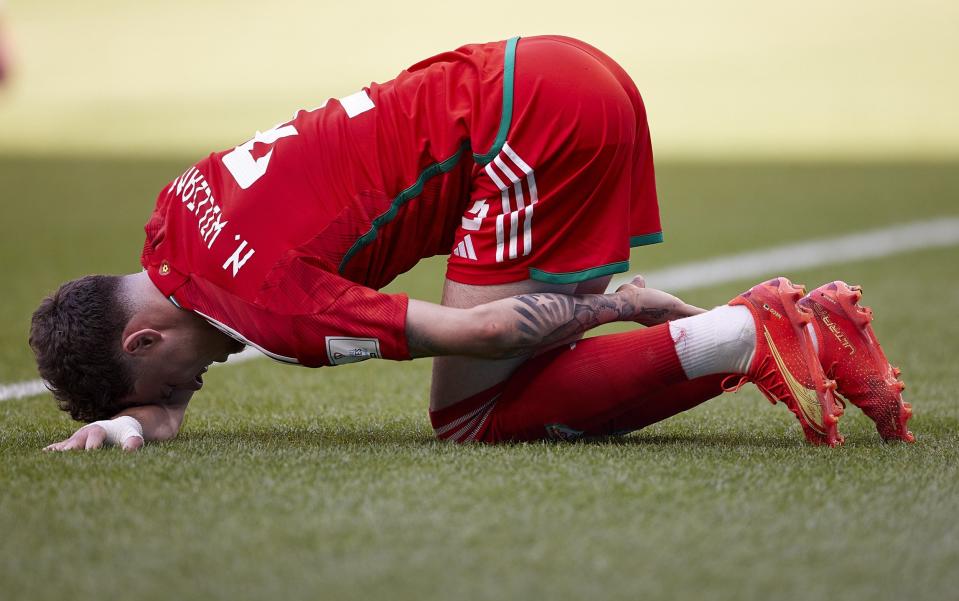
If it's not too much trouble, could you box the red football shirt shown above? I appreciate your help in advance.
[141,39,513,367]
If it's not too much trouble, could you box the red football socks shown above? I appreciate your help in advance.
[430,324,726,443]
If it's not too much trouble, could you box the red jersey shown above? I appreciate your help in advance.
[142,39,516,366]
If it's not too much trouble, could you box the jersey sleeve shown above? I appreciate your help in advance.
[259,255,411,367]
[162,256,410,368]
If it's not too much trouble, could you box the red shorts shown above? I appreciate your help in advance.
[445,36,662,286]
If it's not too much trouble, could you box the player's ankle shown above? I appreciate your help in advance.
[668,305,755,378]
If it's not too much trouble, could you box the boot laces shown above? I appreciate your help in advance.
[721,355,789,406]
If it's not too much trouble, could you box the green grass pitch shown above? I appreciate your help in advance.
[1,157,957,600]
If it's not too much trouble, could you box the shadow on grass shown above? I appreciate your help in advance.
[3,423,815,455]
[163,423,816,451]
[587,431,811,448]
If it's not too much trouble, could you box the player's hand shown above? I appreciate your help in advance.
[42,423,144,453]
[616,275,706,326]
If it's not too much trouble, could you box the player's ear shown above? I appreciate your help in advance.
[122,328,163,356]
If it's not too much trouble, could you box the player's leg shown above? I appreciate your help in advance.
[602,374,729,435]
[429,322,721,442]
[429,277,579,412]
[429,270,733,441]
[432,277,843,445]
[430,273,614,411]
[568,276,728,435]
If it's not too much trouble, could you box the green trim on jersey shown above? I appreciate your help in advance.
[630,232,664,247]
[338,143,468,272]
[528,260,630,285]
[472,36,519,165]
[338,36,520,273]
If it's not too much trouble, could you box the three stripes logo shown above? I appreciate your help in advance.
[452,234,479,260]
[483,142,538,263]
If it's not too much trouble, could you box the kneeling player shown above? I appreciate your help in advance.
[30,36,911,451]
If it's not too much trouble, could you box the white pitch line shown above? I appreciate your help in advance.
[3,216,959,403]
[610,216,959,292]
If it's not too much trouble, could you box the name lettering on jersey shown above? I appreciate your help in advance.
[169,166,229,249]
[223,235,255,277]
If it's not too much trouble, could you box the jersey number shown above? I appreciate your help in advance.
[222,123,299,189]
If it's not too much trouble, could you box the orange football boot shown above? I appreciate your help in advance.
[726,278,843,446]
[799,282,913,442]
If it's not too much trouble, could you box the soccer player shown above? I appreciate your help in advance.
[31,36,911,452]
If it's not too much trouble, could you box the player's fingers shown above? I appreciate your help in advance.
[629,275,646,289]
[51,432,85,451]
[121,436,144,453]
[53,438,74,451]
[62,430,89,451]
[674,302,707,318]
[84,427,107,450]
[614,280,645,295]
[654,302,705,323]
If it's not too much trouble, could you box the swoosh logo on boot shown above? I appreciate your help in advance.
[764,327,825,434]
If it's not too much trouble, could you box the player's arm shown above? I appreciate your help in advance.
[406,277,705,359]
[43,390,193,452]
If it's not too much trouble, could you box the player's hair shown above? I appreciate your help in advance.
[29,275,135,422]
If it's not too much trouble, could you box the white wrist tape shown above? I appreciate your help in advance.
[90,416,144,446]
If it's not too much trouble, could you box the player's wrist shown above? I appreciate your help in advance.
[612,286,642,321]
[89,415,144,446]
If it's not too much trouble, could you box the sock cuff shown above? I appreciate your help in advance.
[669,305,756,378]
[670,317,719,379]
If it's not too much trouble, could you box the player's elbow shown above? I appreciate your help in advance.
[469,306,521,358]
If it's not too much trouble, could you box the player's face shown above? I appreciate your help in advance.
[127,349,209,407]
[122,323,243,408]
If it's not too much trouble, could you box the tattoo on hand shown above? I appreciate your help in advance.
[639,307,669,320]
[508,292,631,351]
[407,286,682,359]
